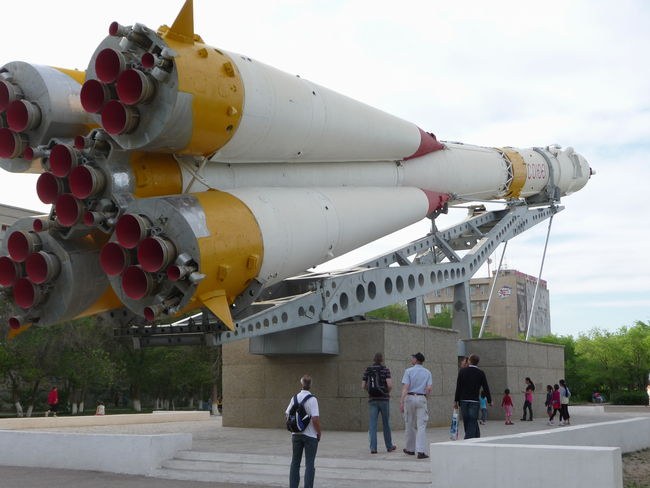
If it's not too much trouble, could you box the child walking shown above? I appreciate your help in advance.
[544,385,553,422]
[501,388,514,425]
[479,390,488,425]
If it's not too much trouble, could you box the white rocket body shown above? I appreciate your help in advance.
[0,1,593,330]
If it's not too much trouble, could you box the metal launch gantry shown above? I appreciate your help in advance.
[114,201,561,350]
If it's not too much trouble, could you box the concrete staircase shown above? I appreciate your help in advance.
[153,450,432,487]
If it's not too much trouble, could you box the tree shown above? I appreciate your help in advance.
[429,309,452,329]
[53,319,118,414]
[367,304,410,323]
[0,325,60,416]
[572,323,650,399]
[619,321,650,389]
[111,341,149,412]
[367,303,454,329]
[535,334,582,397]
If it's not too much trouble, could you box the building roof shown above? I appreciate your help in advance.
[0,203,42,242]
[0,203,41,224]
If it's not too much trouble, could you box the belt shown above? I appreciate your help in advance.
[407,392,426,396]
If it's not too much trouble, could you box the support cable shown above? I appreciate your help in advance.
[478,241,508,338]
[525,214,554,340]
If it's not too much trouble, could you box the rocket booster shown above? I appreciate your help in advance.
[0,0,593,331]
[0,218,121,328]
[80,20,442,161]
[100,186,444,326]
[0,62,93,173]
[30,132,588,235]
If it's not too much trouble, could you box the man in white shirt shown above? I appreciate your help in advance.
[286,374,321,488]
[400,352,433,459]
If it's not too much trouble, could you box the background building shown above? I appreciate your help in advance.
[0,204,39,243]
[424,268,551,338]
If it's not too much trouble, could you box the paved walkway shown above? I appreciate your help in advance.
[1,406,648,487]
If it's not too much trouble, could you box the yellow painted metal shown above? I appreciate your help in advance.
[162,190,263,328]
[193,190,263,307]
[129,153,183,198]
[7,323,32,340]
[165,0,197,44]
[199,289,234,330]
[501,148,527,199]
[157,1,244,156]
[161,36,244,156]
[54,67,85,84]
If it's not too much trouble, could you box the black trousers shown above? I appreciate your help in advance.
[522,400,533,420]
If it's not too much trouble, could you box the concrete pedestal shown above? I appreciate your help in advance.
[465,338,565,421]
[222,320,564,430]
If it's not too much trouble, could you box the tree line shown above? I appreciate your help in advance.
[0,301,221,416]
[370,305,650,404]
[537,320,650,404]
[1,294,648,415]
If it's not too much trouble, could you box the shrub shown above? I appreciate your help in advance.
[610,390,648,405]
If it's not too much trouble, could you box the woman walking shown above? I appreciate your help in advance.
[520,377,535,421]
[559,379,571,425]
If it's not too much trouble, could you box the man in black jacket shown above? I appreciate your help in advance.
[453,354,491,439]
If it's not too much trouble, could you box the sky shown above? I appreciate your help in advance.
[0,0,648,337]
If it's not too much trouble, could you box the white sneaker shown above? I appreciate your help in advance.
[547,420,554,425]
[559,421,565,426]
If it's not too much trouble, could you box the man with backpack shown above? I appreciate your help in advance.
[362,352,397,454]
[285,374,321,488]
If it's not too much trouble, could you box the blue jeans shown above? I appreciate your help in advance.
[290,434,319,488]
[368,399,393,451]
[460,400,481,439]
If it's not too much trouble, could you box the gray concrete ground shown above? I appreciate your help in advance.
[1,405,648,488]
[0,465,269,488]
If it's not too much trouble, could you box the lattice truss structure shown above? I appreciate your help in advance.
[115,202,560,348]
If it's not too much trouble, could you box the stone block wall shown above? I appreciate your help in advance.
[223,320,458,430]
[464,338,565,421]
[222,322,565,430]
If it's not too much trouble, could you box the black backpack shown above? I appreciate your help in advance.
[286,394,313,432]
[367,366,386,397]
